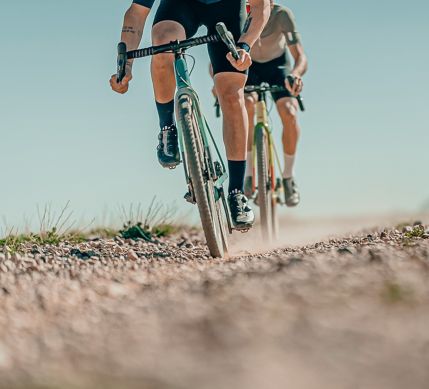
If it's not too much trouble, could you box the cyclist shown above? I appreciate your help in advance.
[244,2,308,207]
[110,0,271,229]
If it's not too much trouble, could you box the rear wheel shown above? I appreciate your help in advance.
[271,190,280,241]
[178,96,227,258]
[256,125,272,240]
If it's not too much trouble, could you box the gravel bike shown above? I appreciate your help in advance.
[244,82,304,240]
[116,24,240,258]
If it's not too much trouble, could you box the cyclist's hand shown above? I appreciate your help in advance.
[226,49,252,71]
[110,73,132,94]
[286,75,304,96]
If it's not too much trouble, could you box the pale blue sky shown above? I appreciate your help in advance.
[0,0,428,229]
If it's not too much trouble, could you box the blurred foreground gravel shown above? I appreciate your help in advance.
[1,223,429,389]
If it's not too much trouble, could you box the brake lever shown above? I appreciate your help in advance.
[216,23,240,61]
[117,42,127,83]
[287,75,305,112]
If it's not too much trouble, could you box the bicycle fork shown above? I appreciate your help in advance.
[176,92,233,234]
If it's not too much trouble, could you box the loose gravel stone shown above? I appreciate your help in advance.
[127,250,139,261]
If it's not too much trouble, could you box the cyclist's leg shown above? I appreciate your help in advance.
[267,54,301,179]
[215,76,255,227]
[244,94,256,168]
[206,0,247,186]
[151,0,199,106]
[276,97,301,206]
[212,88,248,183]
[215,74,247,162]
[273,61,300,207]
[151,21,186,105]
[276,97,300,165]
[206,0,254,227]
[151,0,200,167]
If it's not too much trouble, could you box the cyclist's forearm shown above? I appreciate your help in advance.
[121,4,149,71]
[239,0,271,47]
[291,54,308,77]
[290,44,308,77]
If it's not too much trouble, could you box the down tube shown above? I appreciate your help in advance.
[174,55,193,183]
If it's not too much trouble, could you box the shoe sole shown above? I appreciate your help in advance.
[233,222,254,232]
[285,200,300,207]
[159,161,181,169]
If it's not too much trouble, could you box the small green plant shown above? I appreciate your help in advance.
[401,225,426,247]
[404,225,425,239]
[118,197,180,241]
[119,222,178,242]
[120,222,152,241]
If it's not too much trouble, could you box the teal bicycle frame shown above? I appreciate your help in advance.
[173,52,229,207]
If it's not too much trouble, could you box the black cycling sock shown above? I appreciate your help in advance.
[156,100,175,129]
[228,160,246,194]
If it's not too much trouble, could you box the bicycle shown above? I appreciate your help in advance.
[116,23,242,258]
[244,82,305,240]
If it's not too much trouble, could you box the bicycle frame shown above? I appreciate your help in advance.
[251,96,279,194]
[173,52,231,224]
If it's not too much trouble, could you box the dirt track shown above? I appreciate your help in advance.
[1,220,429,389]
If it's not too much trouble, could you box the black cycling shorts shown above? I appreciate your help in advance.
[153,0,247,75]
[246,54,293,101]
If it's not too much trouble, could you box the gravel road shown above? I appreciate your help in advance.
[1,220,429,389]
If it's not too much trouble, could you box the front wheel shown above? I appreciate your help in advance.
[178,96,227,258]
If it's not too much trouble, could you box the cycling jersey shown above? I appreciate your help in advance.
[251,5,301,63]
[133,0,222,8]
